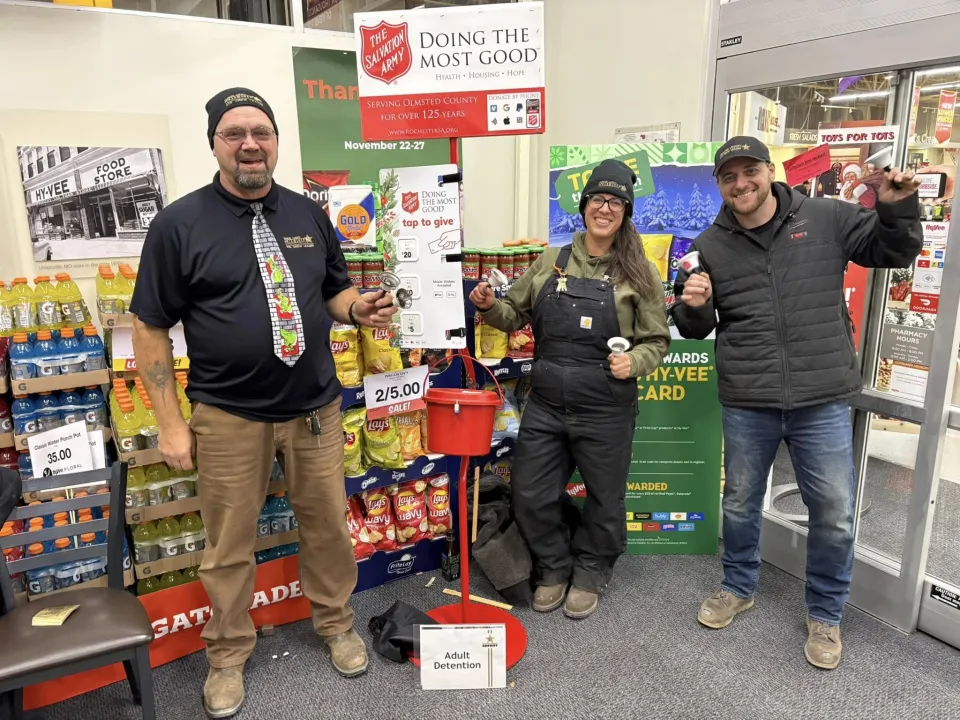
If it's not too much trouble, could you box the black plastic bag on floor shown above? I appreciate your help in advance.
[368,600,439,663]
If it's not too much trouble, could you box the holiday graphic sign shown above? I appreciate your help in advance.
[354,2,545,141]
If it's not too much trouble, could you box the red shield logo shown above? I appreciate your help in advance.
[402,192,420,214]
[360,21,413,85]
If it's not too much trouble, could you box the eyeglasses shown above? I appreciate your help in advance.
[586,195,626,213]
[215,126,276,145]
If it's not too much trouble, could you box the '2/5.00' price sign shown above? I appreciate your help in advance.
[363,365,430,420]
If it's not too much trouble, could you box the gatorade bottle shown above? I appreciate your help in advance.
[9,278,37,334]
[182,565,200,583]
[17,452,33,482]
[33,329,61,378]
[137,576,160,595]
[118,265,136,300]
[33,276,62,331]
[82,386,108,429]
[142,463,170,506]
[0,448,18,471]
[180,512,206,554]
[95,266,121,314]
[0,397,12,435]
[59,389,84,425]
[114,398,143,454]
[34,392,64,433]
[25,545,57,595]
[0,281,14,337]
[113,269,133,313]
[132,521,159,564]
[134,383,159,449]
[126,466,148,508]
[57,330,84,375]
[159,570,184,591]
[55,273,90,328]
[80,325,106,371]
[269,493,295,534]
[257,499,272,538]
[9,333,35,381]
[156,516,182,558]
[11,397,37,437]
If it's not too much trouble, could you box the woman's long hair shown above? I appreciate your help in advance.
[607,216,659,300]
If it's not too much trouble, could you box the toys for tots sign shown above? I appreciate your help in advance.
[354,2,545,141]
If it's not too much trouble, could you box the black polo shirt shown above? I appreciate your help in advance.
[130,173,354,422]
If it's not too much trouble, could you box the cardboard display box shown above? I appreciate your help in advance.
[0,432,14,450]
[132,530,299,579]
[11,370,110,398]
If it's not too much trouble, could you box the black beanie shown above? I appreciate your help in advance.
[579,159,637,216]
[205,87,278,148]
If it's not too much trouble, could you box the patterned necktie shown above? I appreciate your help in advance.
[250,202,304,366]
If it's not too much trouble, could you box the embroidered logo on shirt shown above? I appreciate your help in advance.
[580,316,593,329]
[283,235,315,249]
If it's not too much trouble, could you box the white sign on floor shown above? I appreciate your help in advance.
[419,624,507,690]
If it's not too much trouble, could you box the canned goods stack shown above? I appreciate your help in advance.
[463,245,545,282]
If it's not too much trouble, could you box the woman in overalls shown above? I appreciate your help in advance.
[470,159,670,619]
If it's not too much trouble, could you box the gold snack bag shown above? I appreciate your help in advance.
[330,322,362,387]
[396,411,423,462]
[362,415,405,469]
[360,326,403,375]
[342,407,366,477]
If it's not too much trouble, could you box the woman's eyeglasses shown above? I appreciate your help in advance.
[586,195,626,213]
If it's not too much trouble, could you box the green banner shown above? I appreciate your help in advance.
[291,47,450,201]
[552,150,655,215]
[626,340,722,554]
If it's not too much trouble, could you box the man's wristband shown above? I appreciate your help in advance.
[348,301,359,326]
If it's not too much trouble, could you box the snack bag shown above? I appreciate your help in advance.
[507,324,535,359]
[342,408,366,477]
[426,475,451,536]
[361,486,398,551]
[419,409,430,454]
[330,323,362,387]
[484,458,512,483]
[401,348,423,368]
[476,315,507,360]
[360,326,402,374]
[346,495,375,560]
[363,415,405,470]
[485,379,520,441]
[392,479,430,544]
[396,411,423,462]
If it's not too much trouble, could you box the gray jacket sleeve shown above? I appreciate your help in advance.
[838,194,923,269]
[670,242,717,339]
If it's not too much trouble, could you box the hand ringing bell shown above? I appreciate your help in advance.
[380,271,413,310]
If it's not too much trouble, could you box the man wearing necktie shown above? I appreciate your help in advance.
[131,88,394,719]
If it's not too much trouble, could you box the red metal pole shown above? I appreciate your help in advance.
[449,137,459,165]
[457,454,471,622]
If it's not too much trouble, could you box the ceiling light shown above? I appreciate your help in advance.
[920,81,960,94]
[918,66,960,77]
[826,90,890,102]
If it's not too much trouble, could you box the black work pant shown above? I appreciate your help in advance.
[511,376,636,594]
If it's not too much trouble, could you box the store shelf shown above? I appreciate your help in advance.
[255,529,299,552]
[26,568,135,601]
[10,369,110,398]
[345,453,452,496]
[354,536,445,594]
[475,356,533,383]
[99,311,133,329]
[339,355,463,410]
[469,436,516,472]
[116,444,164,469]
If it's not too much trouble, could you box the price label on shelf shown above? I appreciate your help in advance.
[363,365,430,420]
[28,424,95,477]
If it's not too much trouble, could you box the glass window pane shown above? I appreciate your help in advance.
[928,434,960,585]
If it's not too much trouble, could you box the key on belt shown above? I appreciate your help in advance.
[305,410,322,436]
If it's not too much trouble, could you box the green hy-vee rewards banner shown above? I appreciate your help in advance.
[291,47,450,207]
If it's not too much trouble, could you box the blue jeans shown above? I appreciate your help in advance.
[721,401,856,626]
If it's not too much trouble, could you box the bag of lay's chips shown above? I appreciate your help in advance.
[485,379,520,441]
[426,475,451,536]
[361,486,398,551]
[346,495,375,560]
[396,411,423,462]
[507,324,535,359]
[360,326,402,375]
[392,479,430,544]
[419,409,430,454]
[484,458,512,483]
[342,407,366,477]
[330,323,363,387]
[475,315,507,360]
[363,415,405,469]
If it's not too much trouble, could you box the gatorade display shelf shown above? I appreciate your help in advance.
[134,530,300,579]
[10,369,110,398]
[345,452,449,497]
[354,537,446,594]
[462,279,534,382]
[126,480,287,525]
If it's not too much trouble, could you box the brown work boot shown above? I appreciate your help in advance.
[533,583,568,612]
[325,629,369,677]
[697,589,755,628]
[563,586,598,619]
[805,618,842,669]
[202,664,245,719]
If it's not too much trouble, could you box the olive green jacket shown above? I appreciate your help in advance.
[480,233,671,378]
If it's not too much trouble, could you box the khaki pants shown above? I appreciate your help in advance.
[191,399,356,668]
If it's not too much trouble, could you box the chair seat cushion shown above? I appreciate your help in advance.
[0,587,153,683]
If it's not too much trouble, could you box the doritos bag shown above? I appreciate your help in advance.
[342,408,366,477]
[360,326,402,375]
[331,323,363,387]
[361,486,398,551]
[346,495,375,560]
[363,416,405,470]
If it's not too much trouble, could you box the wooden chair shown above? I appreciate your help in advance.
[0,463,155,720]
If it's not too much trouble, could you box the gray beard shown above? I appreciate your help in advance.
[235,169,271,189]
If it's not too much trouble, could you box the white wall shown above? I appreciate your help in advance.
[0,0,714,307]
[525,0,715,242]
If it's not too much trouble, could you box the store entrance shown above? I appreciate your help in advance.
[85,192,117,239]
[712,42,960,649]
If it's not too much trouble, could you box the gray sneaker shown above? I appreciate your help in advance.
[805,618,842,669]
[697,589,755,628]
[532,583,568,612]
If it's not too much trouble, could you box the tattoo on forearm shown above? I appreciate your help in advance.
[144,359,172,406]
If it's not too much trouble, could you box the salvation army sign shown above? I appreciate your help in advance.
[353,2,545,141]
